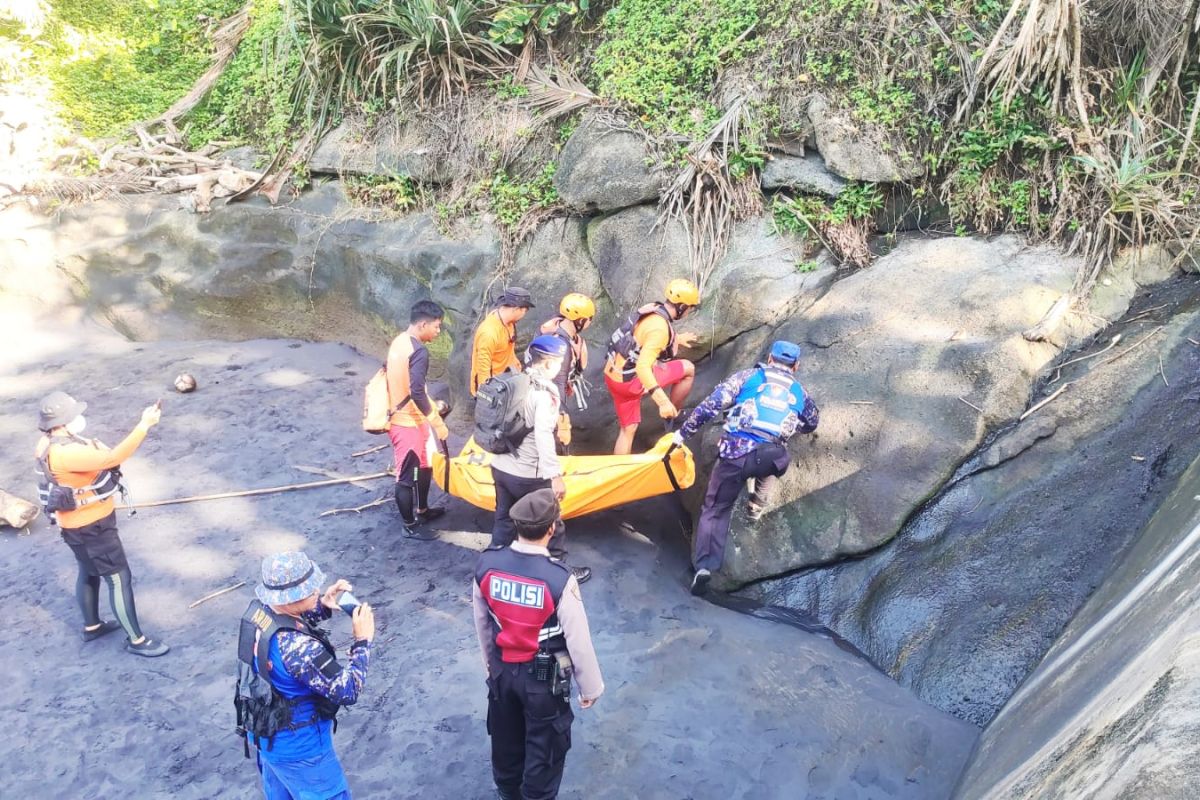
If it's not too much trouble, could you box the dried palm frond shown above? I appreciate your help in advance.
[521,63,600,127]
[659,98,762,293]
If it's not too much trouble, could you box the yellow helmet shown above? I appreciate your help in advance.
[664,278,700,306]
[559,292,596,321]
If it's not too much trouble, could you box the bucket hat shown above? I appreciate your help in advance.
[256,551,326,606]
[498,287,535,309]
[38,391,87,432]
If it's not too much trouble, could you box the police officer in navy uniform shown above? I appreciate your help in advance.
[472,489,604,800]
[674,340,819,596]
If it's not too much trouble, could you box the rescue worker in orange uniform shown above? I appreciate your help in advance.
[34,391,169,657]
[470,287,535,397]
[603,279,701,455]
[386,300,451,539]
[538,292,595,452]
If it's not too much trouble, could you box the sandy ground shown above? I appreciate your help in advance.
[0,307,977,799]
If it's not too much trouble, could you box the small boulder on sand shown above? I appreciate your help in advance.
[0,490,39,529]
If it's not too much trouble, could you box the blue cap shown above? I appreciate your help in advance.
[256,551,326,606]
[528,334,569,359]
[770,340,801,366]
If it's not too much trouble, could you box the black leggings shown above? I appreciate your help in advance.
[72,558,143,640]
[395,451,433,525]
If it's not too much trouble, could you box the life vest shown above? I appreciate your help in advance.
[605,304,677,382]
[234,600,340,758]
[724,365,809,444]
[475,546,570,663]
[34,434,123,525]
[542,317,588,383]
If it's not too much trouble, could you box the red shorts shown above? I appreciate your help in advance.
[389,423,434,470]
[605,360,689,427]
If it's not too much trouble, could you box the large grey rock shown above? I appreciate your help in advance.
[718,236,1124,588]
[586,205,690,313]
[761,152,847,197]
[554,119,668,212]
[691,216,836,351]
[955,424,1200,797]
[310,118,459,184]
[808,95,924,183]
[505,217,619,446]
[753,290,1200,725]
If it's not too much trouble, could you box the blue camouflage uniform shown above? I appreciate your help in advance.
[679,361,819,577]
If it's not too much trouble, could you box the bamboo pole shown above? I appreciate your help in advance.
[189,581,247,609]
[117,472,393,510]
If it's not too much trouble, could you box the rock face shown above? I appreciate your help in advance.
[3,184,500,364]
[753,295,1200,724]
[310,118,458,184]
[954,442,1200,798]
[808,95,925,183]
[716,236,1122,588]
[585,206,833,354]
[761,152,848,197]
[554,118,668,211]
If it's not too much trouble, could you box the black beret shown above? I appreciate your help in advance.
[511,488,560,534]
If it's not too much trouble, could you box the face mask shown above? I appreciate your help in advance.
[66,416,86,435]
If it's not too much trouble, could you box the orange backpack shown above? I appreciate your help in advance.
[362,366,412,435]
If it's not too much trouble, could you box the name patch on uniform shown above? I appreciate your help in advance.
[489,575,545,609]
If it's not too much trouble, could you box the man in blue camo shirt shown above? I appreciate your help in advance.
[674,341,819,596]
[238,551,375,799]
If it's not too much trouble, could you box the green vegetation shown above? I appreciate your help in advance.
[185,0,304,151]
[8,0,1196,284]
[487,162,558,227]
[344,173,421,210]
[16,0,245,137]
[592,0,760,136]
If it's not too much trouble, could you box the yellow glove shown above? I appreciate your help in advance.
[556,413,572,447]
[652,388,678,419]
[429,413,450,441]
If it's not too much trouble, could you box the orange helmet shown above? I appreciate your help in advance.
[665,278,700,306]
[559,292,596,321]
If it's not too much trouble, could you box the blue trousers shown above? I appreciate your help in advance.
[257,747,351,800]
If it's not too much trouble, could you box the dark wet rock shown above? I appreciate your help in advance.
[554,119,668,212]
[752,292,1200,725]
[761,152,847,197]
[955,437,1200,797]
[808,95,925,183]
[586,205,690,314]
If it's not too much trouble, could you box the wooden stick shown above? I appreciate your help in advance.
[292,465,376,489]
[848,400,875,406]
[189,581,246,609]
[117,472,393,510]
[1020,383,1071,422]
[1097,327,1163,369]
[319,496,390,518]
[1050,333,1121,383]
[351,444,388,458]
[1159,355,1170,387]
[958,397,984,414]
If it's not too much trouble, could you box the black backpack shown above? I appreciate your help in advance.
[474,372,533,454]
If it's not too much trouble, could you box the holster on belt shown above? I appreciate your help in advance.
[552,651,573,697]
